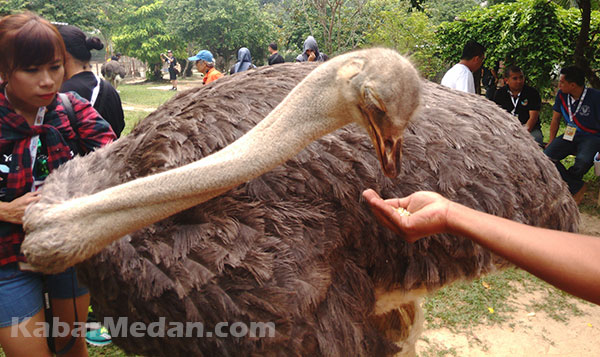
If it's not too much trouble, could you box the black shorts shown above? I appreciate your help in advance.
[169,69,177,80]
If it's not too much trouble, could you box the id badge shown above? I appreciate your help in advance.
[564,125,577,141]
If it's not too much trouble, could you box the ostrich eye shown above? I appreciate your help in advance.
[364,86,385,112]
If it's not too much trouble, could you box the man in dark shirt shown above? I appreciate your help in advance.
[544,65,600,200]
[267,42,284,65]
[494,66,543,146]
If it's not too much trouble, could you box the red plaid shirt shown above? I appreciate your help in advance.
[0,90,116,266]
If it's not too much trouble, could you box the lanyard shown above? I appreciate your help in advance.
[3,88,46,172]
[29,107,45,191]
[567,88,587,123]
[509,90,521,116]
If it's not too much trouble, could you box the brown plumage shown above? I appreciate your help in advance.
[35,62,577,356]
[100,60,126,88]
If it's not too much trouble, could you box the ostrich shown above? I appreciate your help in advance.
[101,60,127,89]
[22,48,577,356]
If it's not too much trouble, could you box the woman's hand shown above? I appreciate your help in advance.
[362,189,451,242]
[0,191,41,224]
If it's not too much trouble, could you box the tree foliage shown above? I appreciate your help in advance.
[422,0,481,25]
[436,0,600,96]
[272,0,369,58]
[365,0,443,80]
[0,0,105,29]
[112,0,179,79]
[0,0,124,59]
[165,0,273,69]
[299,0,369,55]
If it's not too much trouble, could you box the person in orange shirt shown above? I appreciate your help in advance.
[188,50,223,85]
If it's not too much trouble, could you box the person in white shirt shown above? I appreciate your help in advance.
[441,40,486,94]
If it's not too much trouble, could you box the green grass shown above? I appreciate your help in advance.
[118,82,177,108]
[423,269,521,330]
[122,110,148,136]
[88,343,131,357]
[423,267,590,332]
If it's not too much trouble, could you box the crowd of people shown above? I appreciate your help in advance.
[441,40,600,204]
[0,10,598,357]
[164,35,328,87]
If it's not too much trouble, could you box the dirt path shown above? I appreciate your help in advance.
[417,213,600,356]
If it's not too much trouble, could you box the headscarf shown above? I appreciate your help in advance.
[232,47,254,74]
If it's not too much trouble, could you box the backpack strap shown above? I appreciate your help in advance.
[43,273,79,355]
[57,93,82,156]
[93,79,107,113]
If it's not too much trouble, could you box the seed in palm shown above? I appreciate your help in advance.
[395,207,411,216]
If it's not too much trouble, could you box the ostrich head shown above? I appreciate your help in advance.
[329,49,421,177]
[21,47,421,273]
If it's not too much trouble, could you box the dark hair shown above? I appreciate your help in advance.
[560,65,585,87]
[0,12,66,77]
[269,42,277,51]
[57,25,103,62]
[504,65,523,78]
[461,40,485,60]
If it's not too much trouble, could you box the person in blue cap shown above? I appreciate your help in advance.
[188,50,223,84]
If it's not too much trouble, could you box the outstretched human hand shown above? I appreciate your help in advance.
[362,189,451,242]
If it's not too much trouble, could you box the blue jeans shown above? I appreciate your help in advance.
[530,128,544,147]
[544,133,600,194]
[0,263,88,327]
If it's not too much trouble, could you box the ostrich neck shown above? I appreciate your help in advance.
[27,64,348,248]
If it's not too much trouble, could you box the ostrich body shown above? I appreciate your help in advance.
[23,50,577,356]
[101,60,127,88]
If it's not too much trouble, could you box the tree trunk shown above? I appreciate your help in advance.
[574,0,600,88]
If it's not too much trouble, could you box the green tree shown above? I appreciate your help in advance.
[0,0,113,31]
[165,0,273,69]
[571,0,600,87]
[0,0,124,60]
[112,0,180,79]
[272,0,369,58]
[365,0,443,80]
[267,0,321,57]
[423,0,481,25]
[299,0,369,55]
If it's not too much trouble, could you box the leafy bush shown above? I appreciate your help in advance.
[436,0,600,98]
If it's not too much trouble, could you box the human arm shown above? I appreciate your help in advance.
[362,189,600,305]
[455,71,475,93]
[546,110,562,147]
[525,110,540,132]
[0,192,41,224]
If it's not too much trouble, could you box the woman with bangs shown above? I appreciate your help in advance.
[0,12,116,356]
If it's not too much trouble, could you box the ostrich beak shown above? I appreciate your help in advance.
[361,107,403,178]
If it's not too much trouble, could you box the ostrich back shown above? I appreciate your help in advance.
[101,61,126,78]
[38,63,578,356]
